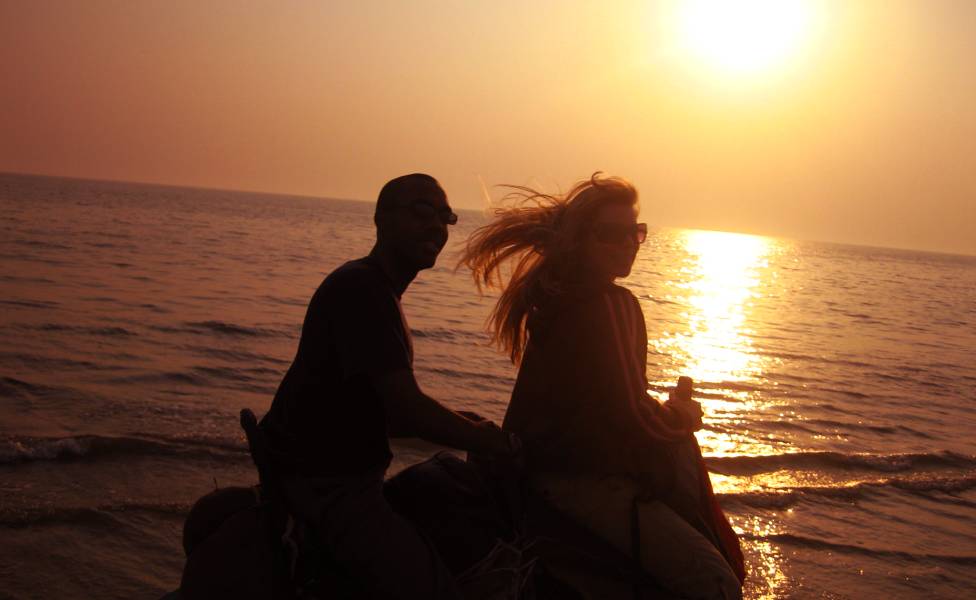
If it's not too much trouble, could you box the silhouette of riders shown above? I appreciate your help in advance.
[260,173,519,599]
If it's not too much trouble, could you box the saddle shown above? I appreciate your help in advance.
[178,410,667,599]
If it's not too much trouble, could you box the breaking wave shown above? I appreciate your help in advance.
[705,450,976,476]
[718,474,976,510]
[0,434,248,466]
[0,501,192,528]
[741,532,976,566]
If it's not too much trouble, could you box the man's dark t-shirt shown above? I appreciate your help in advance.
[260,257,413,476]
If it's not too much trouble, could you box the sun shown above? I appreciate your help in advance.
[676,0,815,77]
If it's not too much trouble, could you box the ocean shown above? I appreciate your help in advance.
[1,173,974,599]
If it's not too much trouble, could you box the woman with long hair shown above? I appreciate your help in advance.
[460,174,745,599]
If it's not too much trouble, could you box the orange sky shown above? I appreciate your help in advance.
[2,1,974,255]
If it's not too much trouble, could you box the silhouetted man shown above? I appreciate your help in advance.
[260,173,515,599]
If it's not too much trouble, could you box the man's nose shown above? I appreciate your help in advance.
[426,220,448,240]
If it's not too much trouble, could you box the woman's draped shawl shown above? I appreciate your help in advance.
[503,283,745,583]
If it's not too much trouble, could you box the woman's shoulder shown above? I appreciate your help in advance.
[562,280,635,303]
[608,282,638,302]
[537,283,639,328]
[602,283,642,315]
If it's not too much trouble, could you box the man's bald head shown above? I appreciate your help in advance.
[374,173,445,224]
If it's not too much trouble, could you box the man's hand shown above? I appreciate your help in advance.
[459,412,523,463]
[470,420,525,474]
[377,369,523,458]
[473,420,521,457]
[458,410,488,423]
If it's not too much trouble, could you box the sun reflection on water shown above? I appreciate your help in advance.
[643,229,792,597]
[648,230,784,456]
[660,230,770,386]
[641,229,799,461]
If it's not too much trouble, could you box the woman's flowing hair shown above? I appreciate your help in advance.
[459,173,638,364]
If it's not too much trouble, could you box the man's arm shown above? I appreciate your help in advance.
[374,368,511,456]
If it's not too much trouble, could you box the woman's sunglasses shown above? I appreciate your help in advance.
[593,222,648,245]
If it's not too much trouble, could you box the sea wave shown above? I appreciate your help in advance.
[754,349,872,369]
[185,320,288,337]
[0,376,108,410]
[9,238,73,251]
[32,323,136,337]
[742,532,976,566]
[808,401,860,416]
[705,450,976,476]
[148,320,290,338]
[417,365,509,386]
[106,371,210,387]
[0,298,61,309]
[0,376,64,399]
[261,294,307,307]
[718,474,976,510]
[0,434,248,466]
[0,501,191,528]
[0,350,123,373]
[412,327,489,344]
[0,274,56,284]
[740,417,935,440]
[102,365,279,394]
[181,345,290,366]
[192,365,280,380]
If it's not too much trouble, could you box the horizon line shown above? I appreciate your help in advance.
[3,169,973,260]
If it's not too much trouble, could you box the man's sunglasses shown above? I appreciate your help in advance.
[593,222,648,244]
[404,201,458,225]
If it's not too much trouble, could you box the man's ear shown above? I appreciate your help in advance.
[374,210,395,241]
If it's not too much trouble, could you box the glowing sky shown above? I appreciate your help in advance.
[2,1,974,255]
